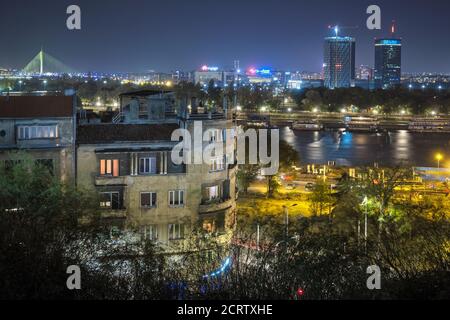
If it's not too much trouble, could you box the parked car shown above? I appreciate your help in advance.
[305,183,315,191]
[285,183,296,190]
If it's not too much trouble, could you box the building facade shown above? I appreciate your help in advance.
[0,95,77,182]
[374,38,402,89]
[76,90,238,248]
[323,36,356,89]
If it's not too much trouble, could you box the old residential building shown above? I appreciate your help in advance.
[0,95,77,181]
[76,89,238,247]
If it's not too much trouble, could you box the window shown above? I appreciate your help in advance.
[140,192,157,208]
[208,129,223,142]
[210,157,224,172]
[100,159,120,177]
[169,190,184,207]
[142,225,158,241]
[139,157,157,174]
[206,185,220,200]
[100,192,120,210]
[18,125,58,140]
[168,224,185,240]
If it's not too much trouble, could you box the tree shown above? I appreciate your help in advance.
[0,155,98,299]
[309,180,334,216]
[236,164,259,194]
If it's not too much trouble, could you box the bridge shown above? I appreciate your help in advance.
[22,49,75,75]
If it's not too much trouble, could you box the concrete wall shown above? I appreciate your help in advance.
[0,117,76,182]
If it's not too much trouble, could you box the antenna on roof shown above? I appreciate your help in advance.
[391,20,396,36]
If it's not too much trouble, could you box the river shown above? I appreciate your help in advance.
[280,127,450,167]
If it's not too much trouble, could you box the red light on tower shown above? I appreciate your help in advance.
[391,20,396,36]
[297,288,304,297]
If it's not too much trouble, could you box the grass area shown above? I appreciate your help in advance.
[237,195,313,218]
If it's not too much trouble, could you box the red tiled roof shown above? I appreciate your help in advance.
[0,96,74,118]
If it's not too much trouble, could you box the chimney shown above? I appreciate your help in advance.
[190,97,198,114]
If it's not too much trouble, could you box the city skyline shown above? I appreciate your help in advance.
[1,0,450,73]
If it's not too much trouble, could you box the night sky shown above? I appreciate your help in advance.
[1,0,450,73]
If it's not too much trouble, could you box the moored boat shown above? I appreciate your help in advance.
[292,119,323,131]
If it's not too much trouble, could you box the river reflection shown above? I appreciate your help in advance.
[280,127,450,167]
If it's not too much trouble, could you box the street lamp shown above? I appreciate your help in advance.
[436,153,443,169]
[361,196,369,253]
[283,204,298,239]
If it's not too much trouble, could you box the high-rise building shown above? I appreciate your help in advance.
[357,65,373,80]
[374,38,402,89]
[323,32,355,89]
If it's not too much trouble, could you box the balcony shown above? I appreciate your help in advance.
[100,209,127,219]
[187,112,226,121]
[199,197,234,214]
[95,175,128,186]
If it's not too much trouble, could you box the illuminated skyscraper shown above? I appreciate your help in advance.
[374,38,402,89]
[323,34,356,89]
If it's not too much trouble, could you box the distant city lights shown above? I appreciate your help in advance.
[201,65,219,72]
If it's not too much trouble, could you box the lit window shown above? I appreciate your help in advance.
[206,185,219,200]
[100,159,120,177]
[100,192,120,210]
[140,192,157,208]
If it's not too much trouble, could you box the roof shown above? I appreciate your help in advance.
[120,89,174,97]
[0,95,74,118]
[77,123,179,144]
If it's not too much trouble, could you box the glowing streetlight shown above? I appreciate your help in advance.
[312,107,318,113]
[236,106,242,111]
[287,107,292,112]
[340,108,346,114]
[436,153,443,169]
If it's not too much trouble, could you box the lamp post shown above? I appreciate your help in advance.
[283,204,298,239]
[436,153,443,169]
[361,196,369,253]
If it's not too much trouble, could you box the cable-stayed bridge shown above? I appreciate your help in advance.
[22,49,75,75]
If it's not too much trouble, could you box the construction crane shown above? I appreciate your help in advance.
[328,25,359,37]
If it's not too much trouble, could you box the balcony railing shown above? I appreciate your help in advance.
[199,197,234,214]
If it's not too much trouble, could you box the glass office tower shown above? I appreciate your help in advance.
[323,36,356,89]
[374,38,402,89]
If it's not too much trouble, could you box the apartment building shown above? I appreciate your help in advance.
[76,89,238,247]
[0,95,77,181]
